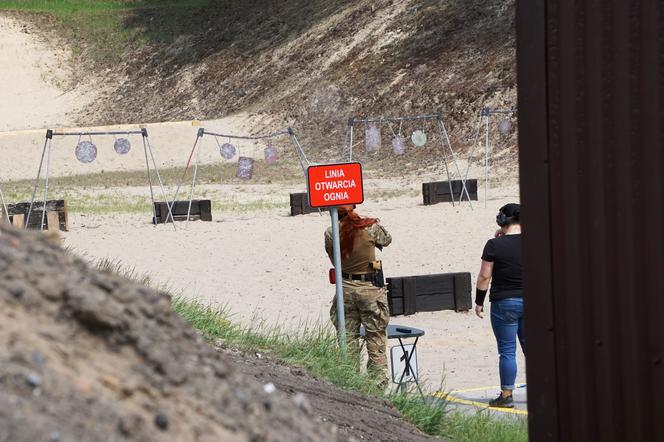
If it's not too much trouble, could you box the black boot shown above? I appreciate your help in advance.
[489,393,514,408]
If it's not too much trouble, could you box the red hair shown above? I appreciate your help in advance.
[338,205,379,259]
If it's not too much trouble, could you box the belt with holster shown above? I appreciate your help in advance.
[342,272,376,283]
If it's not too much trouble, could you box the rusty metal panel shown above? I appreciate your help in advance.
[517,1,664,441]
[516,0,559,440]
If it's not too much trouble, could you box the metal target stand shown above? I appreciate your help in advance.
[170,127,312,223]
[343,112,473,207]
[26,128,176,231]
[0,184,9,223]
[462,107,517,208]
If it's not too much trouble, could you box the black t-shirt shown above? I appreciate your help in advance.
[481,234,523,301]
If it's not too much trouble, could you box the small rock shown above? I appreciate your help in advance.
[118,413,144,436]
[99,374,121,392]
[289,367,305,377]
[292,393,312,414]
[50,432,61,442]
[263,383,276,394]
[154,412,169,431]
[255,352,262,359]
[75,378,92,395]
[31,351,46,368]
[25,372,42,388]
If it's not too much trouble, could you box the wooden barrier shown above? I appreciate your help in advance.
[387,272,472,316]
[422,179,478,205]
[153,200,212,224]
[290,192,327,216]
[3,200,68,231]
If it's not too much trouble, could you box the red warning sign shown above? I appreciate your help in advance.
[307,162,364,208]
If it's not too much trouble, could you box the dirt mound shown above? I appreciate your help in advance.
[0,226,334,441]
[224,348,437,442]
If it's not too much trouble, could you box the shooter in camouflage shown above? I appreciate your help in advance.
[325,205,392,383]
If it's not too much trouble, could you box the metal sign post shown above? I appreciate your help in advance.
[329,206,346,352]
[307,162,365,354]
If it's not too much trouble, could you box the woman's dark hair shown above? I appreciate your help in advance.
[496,203,521,227]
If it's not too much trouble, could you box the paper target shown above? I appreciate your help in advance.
[365,124,381,153]
[411,130,427,147]
[391,136,407,155]
[75,141,98,163]
[114,138,131,155]
[220,143,237,160]
[498,119,512,135]
[264,145,279,165]
[236,156,255,180]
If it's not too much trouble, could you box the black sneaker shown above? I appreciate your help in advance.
[489,394,514,408]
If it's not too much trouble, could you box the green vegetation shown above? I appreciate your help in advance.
[0,0,209,60]
[2,161,301,190]
[96,256,156,286]
[0,0,193,12]
[0,160,300,214]
[2,186,288,215]
[173,298,529,442]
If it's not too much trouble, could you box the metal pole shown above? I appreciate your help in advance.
[289,133,309,176]
[39,139,53,231]
[485,115,490,208]
[145,137,177,231]
[348,124,354,162]
[142,133,158,225]
[186,138,202,223]
[171,130,203,211]
[0,187,9,223]
[51,130,144,137]
[330,206,347,354]
[435,120,455,207]
[341,124,349,161]
[26,134,50,227]
[438,118,472,208]
[290,130,310,167]
[461,113,485,182]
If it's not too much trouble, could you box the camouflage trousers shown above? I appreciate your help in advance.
[330,280,390,380]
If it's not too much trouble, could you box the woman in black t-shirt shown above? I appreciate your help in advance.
[475,203,524,409]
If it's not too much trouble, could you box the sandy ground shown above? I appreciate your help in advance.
[0,16,97,132]
[59,182,526,393]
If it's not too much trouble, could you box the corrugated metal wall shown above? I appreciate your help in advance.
[517,1,664,441]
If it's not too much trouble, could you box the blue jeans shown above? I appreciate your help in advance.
[490,298,525,390]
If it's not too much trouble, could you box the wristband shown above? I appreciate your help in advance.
[475,288,488,306]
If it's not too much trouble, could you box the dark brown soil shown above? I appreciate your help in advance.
[0,226,439,442]
[224,348,437,442]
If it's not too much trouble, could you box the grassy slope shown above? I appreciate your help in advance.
[174,298,528,442]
